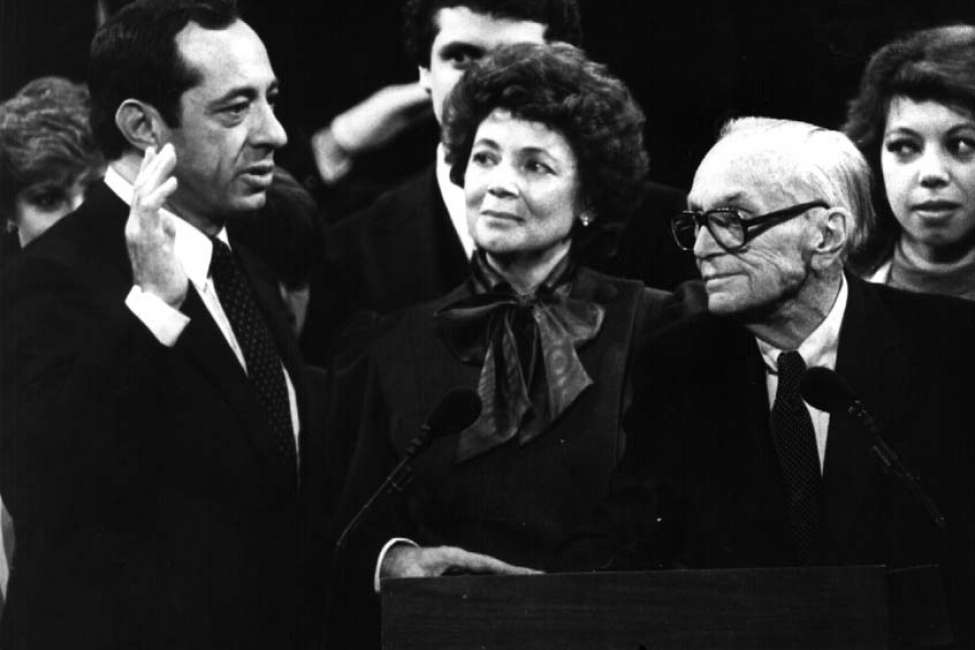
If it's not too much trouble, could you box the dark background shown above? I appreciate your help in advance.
[2,0,974,191]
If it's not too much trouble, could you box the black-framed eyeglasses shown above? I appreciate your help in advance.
[670,200,830,252]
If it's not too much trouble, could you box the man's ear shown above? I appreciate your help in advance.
[418,66,432,95]
[811,206,850,270]
[115,99,168,152]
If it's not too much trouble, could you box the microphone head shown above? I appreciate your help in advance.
[425,388,481,437]
[799,366,857,413]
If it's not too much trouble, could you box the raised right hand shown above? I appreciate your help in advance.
[125,144,187,308]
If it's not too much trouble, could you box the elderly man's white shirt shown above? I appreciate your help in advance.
[755,275,849,471]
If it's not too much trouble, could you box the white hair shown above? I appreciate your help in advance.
[718,116,875,257]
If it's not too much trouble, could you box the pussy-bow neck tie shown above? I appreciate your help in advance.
[436,252,604,462]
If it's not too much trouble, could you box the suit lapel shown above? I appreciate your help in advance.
[401,167,469,295]
[176,286,293,478]
[173,243,301,489]
[81,182,300,486]
[823,275,911,552]
[725,327,788,524]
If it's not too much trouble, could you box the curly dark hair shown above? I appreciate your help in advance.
[843,24,975,273]
[0,77,104,221]
[441,41,648,247]
[88,0,238,160]
[402,0,582,67]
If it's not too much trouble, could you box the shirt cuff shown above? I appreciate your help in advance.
[374,537,419,593]
[125,285,190,347]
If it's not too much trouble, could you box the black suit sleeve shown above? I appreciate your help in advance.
[0,256,165,528]
[0,254,183,645]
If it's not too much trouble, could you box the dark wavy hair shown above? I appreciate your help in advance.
[843,24,975,273]
[88,0,238,160]
[442,41,649,248]
[0,77,104,221]
[402,0,582,67]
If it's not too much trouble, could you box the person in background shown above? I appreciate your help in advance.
[326,41,697,649]
[0,76,104,258]
[845,24,975,299]
[0,75,104,618]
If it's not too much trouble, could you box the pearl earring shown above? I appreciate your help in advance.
[580,213,593,227]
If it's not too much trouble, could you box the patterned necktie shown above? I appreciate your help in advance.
[770,350,823,563]
[209,239,297,469]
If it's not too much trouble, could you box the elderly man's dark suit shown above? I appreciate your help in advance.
[301,164,697,365]
[0,182,327,649]
[614,276,975,645]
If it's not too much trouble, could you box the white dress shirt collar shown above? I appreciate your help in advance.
[756,274,849,375]
[754,275,849,469]
[435,144,477,260]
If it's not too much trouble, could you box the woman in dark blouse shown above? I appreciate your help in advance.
[325,41,697,646]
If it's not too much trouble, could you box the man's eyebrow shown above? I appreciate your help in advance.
[209,79,279,107]
[686,191,749,211]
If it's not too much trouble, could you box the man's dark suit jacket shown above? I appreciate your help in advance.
[611,276,975,645]
[0,182,327,649]
[301,164,697,365]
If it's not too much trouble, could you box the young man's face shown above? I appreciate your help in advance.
[419,6,546,124]
[161,19,287,232]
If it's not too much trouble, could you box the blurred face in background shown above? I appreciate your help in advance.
[419,7,546,124]
[11,172,102,246]
[881,96,975,263]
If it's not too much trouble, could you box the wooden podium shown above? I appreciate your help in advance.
[381,566,951,649]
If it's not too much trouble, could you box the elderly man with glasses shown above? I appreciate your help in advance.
[606,117,975,644]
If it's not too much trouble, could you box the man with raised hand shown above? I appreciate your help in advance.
[0,1,325,647]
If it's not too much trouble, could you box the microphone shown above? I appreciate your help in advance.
[334,388,481,550]
[799,367,945,530]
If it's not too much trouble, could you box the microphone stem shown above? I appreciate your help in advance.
[847,402,946,531]
[334,429,431,550]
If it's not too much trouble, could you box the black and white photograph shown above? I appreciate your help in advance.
[1,0,974,647]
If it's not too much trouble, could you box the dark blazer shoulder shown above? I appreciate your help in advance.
[15,182,128,269]
[2,183,132,304]
[328,165,437,241]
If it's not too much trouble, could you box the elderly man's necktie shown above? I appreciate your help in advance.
[770,350,823,563]
[210,239,296,469]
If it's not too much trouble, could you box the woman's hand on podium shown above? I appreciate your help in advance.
[381,545,541,581]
